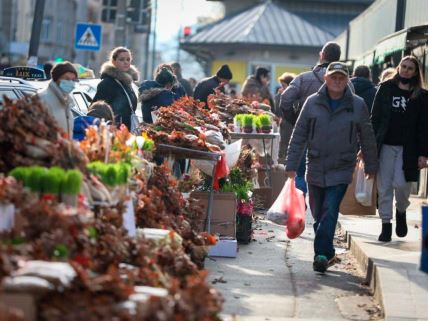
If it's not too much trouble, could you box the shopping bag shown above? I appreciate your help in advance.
[267,178,305,239]
[284,178,306,239]
[266,179,289,225]
[354,160,374,206]
[339,163,376,215]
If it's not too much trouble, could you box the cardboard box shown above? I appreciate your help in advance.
[258,166,286,194]
[253,187,272,209]
[208,239,237,258]
[340,165,376,216]
[190,192,236,237]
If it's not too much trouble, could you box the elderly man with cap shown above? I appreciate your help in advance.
[193,64,232,106]
[38,61,78,138]
[285,62,378,273]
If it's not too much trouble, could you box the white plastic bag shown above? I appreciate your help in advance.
[266,179,289,225]
[193,139,242,176]
[355,160,374,206]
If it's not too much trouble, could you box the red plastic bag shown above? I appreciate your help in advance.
[285,178,306,239]
[267,178,305,238]
[213,152,229,191]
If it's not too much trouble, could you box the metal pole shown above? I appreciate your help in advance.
[28,0,46,65]
[144,32,150,80]
[114,0,127,47]
[151,0,158,74]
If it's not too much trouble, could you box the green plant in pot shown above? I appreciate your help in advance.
[61,170,82,207]
[258,114,272,133]
[42,167,64,201]
[255,117,262,133]
[234,114,244,132]
[27,166,47,195]
[243,114,254,133]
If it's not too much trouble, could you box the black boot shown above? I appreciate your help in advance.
[378,223,392,242]
[396,210,408,237]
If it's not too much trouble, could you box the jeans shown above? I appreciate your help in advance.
[309,184,348,260]
[295,155,307,195]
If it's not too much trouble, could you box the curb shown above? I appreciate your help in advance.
[338,222,385,314]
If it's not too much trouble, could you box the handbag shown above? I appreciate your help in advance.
[115,79,139,134]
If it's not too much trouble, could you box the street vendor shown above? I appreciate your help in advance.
[38,61,78,138]
[193,64,233,106]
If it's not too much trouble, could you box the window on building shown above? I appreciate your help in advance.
[57,22,63,43]
[41,18,52,42]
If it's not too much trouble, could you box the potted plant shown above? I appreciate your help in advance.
[258,114,272,133]
[234,114,244,133]
[61,170,82,207]
[255,117,262,133]
[243,114,254,133]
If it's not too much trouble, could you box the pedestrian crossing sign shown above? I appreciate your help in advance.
[75,23,102,51]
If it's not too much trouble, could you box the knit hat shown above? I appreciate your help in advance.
[51,61,78,81]
[155,67,175,86]
[216,64,232,80]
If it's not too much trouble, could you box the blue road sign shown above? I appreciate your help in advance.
[75,23,102,51]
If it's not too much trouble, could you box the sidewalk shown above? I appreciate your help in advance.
[338,197,428,321]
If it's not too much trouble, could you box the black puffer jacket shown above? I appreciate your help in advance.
[351,77,376,111]
[193,76,223,106]
[93,63,139,129]
[371,79,428,181]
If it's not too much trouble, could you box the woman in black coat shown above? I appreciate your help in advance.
[371,56,428,242]
[92,47,139,130]
[139,66,177,123]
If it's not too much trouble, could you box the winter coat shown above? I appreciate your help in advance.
[177,75,193,96]
[371,80,428,181]
[38,80,74,138]
[92,62,139,129]
[73,116,98,141]
[285,84,378,187]
[193,76,223,106]
[139,80,176,123]
[241,76,274,107]
[280,64,327,125]
[351,77,376,111]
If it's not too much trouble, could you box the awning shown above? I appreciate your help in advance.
[374,31,407,64]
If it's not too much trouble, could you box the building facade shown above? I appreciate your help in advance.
[182,0,373,92]
[0,0,150,78]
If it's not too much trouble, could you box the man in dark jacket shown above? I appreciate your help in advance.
[193,64,233,106]
[285,62,378,273]
[171,62,193,96]
[351,65,376,112]
[280,42,343,197]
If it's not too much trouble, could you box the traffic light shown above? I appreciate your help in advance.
[101,0,117,23]
[183,26,191,38]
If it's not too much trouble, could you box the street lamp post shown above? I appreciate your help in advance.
[28,0,46,66]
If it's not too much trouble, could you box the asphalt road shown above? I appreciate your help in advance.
[206,212,383,321]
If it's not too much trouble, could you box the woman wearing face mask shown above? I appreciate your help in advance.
[92,47,139,130]
[371,56,428,242]
[38,61,78,138]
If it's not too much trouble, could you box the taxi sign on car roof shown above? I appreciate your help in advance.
[2,66,46,80]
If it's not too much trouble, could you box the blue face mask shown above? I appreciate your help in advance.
[59,80,75,93]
